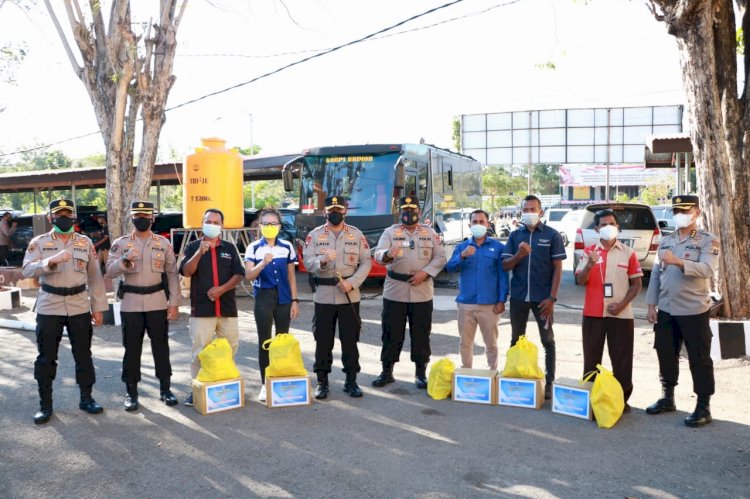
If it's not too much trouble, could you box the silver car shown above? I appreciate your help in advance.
[572,203,661,279]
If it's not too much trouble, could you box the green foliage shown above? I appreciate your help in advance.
[75,154,106,168]
[614,192,631,203]
[237,145,263,156]
[243,180,294,209]
[738,27,744,56]
[451,116,461,152]
[482,165,528,212]
[530,164,560,195]
[534,61,556,71]
[638,181,671,206]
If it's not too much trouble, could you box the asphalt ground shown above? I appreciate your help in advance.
[1,246,749,498]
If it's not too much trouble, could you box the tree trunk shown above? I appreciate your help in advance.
[651,0,750,319]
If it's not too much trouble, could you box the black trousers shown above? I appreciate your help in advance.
[34,313,95,387]
[313,302,360,374]
[380,298,432,366]
[121,309,172,384]
[582,316,634,402]
[654,310,715,396]
[509,299,556,384]
[254,288,291,383]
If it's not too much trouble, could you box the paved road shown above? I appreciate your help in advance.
[1,248,748,498]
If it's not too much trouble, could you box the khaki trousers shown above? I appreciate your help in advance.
[458,303,500,370]
[189,316,240,378]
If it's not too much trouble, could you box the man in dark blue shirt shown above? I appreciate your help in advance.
[502,196,566,399]
[446,210,509,370]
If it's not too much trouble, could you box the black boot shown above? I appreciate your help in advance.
[79,385,104,414]
[415,365,428,390]
[685,395,712,427]
[314,372,330,400]
[34,380,53,425]
[343,372,363,398]
[646,385,676,415]
[123,383,139,412]
[159,379,178,406]
[372,364,395,387]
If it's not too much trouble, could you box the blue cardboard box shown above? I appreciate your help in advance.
[192,377,245,415]
[552,377,593,420]
[452,369,496,405]
[266,375,312,408]
[497,377,543,409]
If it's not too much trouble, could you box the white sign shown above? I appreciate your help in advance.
[559,164,674,187]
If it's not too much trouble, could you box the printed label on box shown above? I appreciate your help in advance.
[270,378,310,407]
[454,375,492,404]
[552,385,591,419]
[205,380,242,413]
[498,378,538,408]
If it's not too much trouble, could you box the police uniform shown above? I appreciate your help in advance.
[302,195,372,399]
[372,196,447,388]
[106,201,181,410]
[22,199,108,424]
[645,195,719,427]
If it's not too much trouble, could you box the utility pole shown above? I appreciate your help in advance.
[249,113,255,209]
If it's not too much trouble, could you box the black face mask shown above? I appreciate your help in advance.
[132,218,152,232]
[52,216,75,233]
[326,212,344,226]
[400,211,419,226]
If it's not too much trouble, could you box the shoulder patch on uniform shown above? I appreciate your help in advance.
[361,236,369,250]
[305,235,312,246]
[711,239,720,255]
[27,242,36,253]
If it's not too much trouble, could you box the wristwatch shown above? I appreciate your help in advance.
[549,296,557,303]
[291,298,299,303]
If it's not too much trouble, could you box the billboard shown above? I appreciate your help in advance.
[559,164,674,187]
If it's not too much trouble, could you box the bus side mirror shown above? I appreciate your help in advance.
[394,156,405,189]
[282,156,304,192]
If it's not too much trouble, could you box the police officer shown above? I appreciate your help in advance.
[22,199,108,424]
[372,196,446,389]
[106,201,181,411]
[303,195,372,399]
[645,195,719,427]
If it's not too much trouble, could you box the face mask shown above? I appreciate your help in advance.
[52,216,75,234]
[400,211,419,226]
[598,225,618,241]
[521,212,539,226]
[261,224,280,239]
[673,213,694,229]
[470,224,487,239]
[132,218,152,232]
[326,212,345,226]
[202,223,221,239]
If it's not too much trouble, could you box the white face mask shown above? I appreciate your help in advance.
[520,212,539,226]
[202,223,221,239]
[598,225,618,241]
[470,224,487,238]
[673,213,694,229]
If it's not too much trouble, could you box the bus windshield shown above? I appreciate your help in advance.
[300,152,398,216]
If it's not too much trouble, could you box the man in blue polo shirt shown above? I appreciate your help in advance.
[502,195,566,399]
[446,210,508,370]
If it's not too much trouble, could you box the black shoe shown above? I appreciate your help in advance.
[645,398,676,415]
[372,371,395,388]
[184,393,194,406]
[160,390,178,406]
[124,394,139,412]
[623,403,632,414]
[314,383,329,400]
[79,398,104,414]
[33,408,53,425]
[544,384,552,400]
[685,398,712,427]
[415,375,428,390]
[344,380,363,398]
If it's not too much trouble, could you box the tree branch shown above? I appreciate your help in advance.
[44,0,82,78]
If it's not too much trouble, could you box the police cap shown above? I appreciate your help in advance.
[398,196,420,210]
[672,195,699,209]
[48,199,76,214]
[324,195,347,210]
[131,200,155,215]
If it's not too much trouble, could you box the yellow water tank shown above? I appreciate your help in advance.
[183,138,244,229]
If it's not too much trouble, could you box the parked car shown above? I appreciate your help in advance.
[8,214,35,266]
[651,205,675,235]
[153,211,185,251]
[542,208,572,246]
[573,203,661,279]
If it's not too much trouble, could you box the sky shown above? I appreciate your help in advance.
[0,0,685,162]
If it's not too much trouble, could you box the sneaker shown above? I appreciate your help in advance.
[258,385,267,403]
[184,393,194,406]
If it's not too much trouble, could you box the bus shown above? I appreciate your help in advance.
[282,143,482,277]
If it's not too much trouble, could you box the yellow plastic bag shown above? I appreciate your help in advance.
[583,364,625,429]
[427,358,456,400]
[262,333,307,378]
[501,335,544,379]
[196,337,240,382]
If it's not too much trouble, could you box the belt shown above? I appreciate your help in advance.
[313,276,353,286]
[41,283,86,296]
[123,283,165,295]
[387,270,431,282]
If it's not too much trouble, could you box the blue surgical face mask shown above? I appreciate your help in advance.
[470,224,487,239]
[202,223,221,239]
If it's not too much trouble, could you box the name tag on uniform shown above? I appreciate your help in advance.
[604,283,613,298]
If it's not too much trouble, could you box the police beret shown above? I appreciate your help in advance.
[399,196,420,209]
[324,195,347,210]
[131,200,155,214]
[672,195,699,209]
[48,199,76,214]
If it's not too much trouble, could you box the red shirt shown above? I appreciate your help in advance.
[576,241,642,318]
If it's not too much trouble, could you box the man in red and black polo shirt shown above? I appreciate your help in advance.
[575,208,642,411]
[179,208,245,406]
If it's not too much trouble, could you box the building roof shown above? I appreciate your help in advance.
[644,133,692,168]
